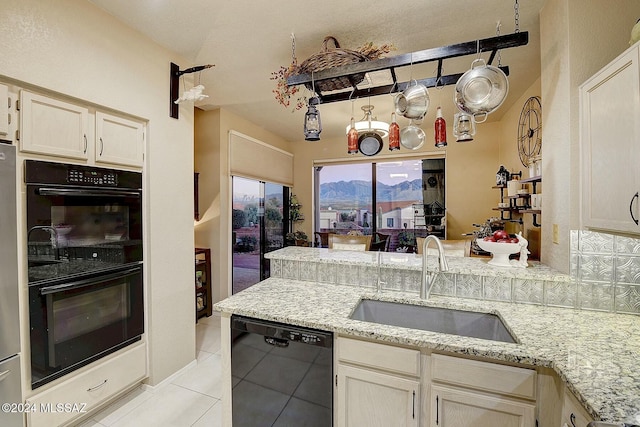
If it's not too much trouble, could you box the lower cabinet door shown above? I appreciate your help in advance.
[336,364,419,427]
[562,390,594,427]
[430,384,536,427]
[0,355,23,427]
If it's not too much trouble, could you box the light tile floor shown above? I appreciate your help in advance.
[76,314,223,427]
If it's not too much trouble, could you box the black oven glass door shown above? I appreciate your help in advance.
[29,266,143,389]
[26,185,142,283]
[25,160,143,285]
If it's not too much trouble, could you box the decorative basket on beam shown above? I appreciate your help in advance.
[297,36,369,92]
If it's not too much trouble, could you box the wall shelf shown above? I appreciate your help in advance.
[195,247,212,321]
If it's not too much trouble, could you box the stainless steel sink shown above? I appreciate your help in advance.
[350,299,517,343]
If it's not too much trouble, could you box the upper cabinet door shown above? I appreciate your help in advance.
[0,84,9,139]
[95,112,144,168]
[580,44,640,234]
[19,90,89,160]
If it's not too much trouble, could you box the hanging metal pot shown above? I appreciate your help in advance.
[399,121,425,150]
[395,80,430,120]
[454,58,509,123]
[358,132,383,156]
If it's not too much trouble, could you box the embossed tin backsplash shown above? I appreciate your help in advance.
[571,230,640,314]
[268,236,640,315]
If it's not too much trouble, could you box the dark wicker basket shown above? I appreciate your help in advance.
[297,36,369,92]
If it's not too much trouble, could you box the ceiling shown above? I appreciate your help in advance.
[88,0,545,142]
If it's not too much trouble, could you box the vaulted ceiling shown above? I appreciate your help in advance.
[88,0,545,142]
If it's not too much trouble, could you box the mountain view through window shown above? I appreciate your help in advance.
[315,159,445,252]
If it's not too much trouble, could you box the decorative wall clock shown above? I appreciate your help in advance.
[517,96,542,167]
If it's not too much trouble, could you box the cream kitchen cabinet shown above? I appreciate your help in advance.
[561,389,593,427]
[580,42,640,234]
[26,341,146,427]
[0,84,10,139]
[95,111,144,167]
[429,384,536,427]
[19,90,89,160]
[428,354,536,427]
[336,337,420,427]
[18,90,145,168]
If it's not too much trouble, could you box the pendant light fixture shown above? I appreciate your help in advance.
[304,72,322,141]
[343,105,389,138]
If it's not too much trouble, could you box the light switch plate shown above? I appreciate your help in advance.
[553,224,559,244]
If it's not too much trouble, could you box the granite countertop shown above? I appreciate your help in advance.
[215,277,640,424]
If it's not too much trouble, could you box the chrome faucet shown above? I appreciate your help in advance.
[421,235,449,299]
[27,226,60,260]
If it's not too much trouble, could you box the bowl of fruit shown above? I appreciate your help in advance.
[476,230,521,267]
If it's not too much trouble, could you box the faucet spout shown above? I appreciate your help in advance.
[421,235,449,299]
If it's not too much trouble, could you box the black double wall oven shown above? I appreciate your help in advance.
[25,160,143,389]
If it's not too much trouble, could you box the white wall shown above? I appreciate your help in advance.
[0,0,196,389]
[540,0,640,272]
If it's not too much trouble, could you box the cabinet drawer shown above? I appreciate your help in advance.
[337,337,420,377]
[27,342,146,427]
[562,389,593,427]
[431,354,536,400]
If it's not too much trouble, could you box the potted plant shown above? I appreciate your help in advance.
[285,230,308,247]
[397,230,416,253]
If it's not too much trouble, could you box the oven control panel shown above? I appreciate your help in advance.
[25,160,141,189]
[68,169,118,186]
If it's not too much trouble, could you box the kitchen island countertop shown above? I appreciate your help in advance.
[215,275,640,424]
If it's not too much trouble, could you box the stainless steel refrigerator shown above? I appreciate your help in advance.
[0,143,24,427]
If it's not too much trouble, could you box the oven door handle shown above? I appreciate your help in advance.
[39,267,141,295]
[37,187,141,198]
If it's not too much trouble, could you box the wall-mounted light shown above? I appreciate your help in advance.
[304,96,322,141]
[170,62,214,119]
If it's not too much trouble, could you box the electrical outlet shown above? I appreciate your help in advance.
[552,224,559,244]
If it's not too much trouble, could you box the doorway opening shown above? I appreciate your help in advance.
[232,177,289,294]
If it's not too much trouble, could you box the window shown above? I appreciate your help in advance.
[315,158,445,251]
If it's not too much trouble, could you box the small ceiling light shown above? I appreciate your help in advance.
[304,96,322,141]
[344,105,390,138]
